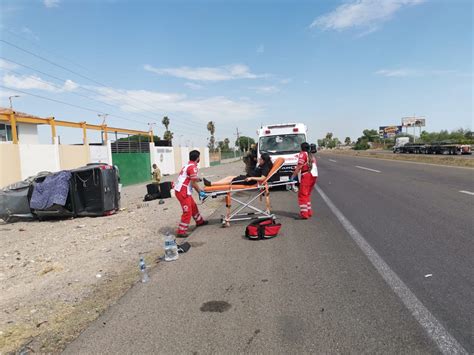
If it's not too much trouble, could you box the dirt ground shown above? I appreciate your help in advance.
[0,159,243,353]
[320,149,474,168]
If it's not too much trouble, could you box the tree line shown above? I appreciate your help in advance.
[318,128,473,151]
[117,116,255,152]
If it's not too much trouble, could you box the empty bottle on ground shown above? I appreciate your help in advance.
[164,232,179,261]
[139,257,149,283]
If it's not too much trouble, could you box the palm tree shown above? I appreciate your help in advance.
[162,116,170,131]
[207,121,216,151]
[207,121,215,136]
[163,130,174,142]
[162,116,173,143]
[345,137,351,145]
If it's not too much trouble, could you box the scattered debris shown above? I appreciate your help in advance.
[36,320,48,328]
[96,274,102,278]
[19,228,26,232]
[76,225,86,229]
[39,266,54,275]
[424,274,433,278]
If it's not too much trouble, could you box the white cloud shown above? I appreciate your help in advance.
[144,64,267,82]
[310,0,425,32]
[94,87,262,122]
[0,59,18,70]
[63,79,79,91]
[280,78,292,84]
[44,0,60,8]
[184,82,203,90]
[375,68,417,77]
[20,27,39,41]
[375,68,460,77]
[257,44,265,54]
[252,86,280,94]
[2,74,78,92]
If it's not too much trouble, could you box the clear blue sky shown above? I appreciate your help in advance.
[0,0,472,145]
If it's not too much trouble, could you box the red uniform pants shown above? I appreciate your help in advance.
[298,173,317,218]
[176,188,204,234]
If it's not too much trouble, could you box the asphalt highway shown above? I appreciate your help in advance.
[65,156,473,354]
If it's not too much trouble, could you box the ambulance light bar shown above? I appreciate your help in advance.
[265,130,271,134]
[293,128,299,132]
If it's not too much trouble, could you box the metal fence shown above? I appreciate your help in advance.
[111,141,150,153]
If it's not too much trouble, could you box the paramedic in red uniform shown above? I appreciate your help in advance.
[174,150,208,237]
[291,142,317,219]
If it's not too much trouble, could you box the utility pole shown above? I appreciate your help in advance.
[235,127,242,158]
[8,95,20,110]
[148,122,157,144]
[98,113,109,144]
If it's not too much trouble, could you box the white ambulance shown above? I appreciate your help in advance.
[257,123,308,182]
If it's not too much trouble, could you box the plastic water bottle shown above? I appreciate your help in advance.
[139,257,149,283]
[164,232,179,261]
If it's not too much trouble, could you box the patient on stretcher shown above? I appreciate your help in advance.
[204,153,273,187]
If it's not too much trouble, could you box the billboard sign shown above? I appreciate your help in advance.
[402,117,426,127]
[379,125,403,138]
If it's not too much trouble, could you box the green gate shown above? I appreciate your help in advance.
[111,141,151,186]
[112,153,150,186]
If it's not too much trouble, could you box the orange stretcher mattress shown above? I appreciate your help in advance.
[203,157,285,193]
[204,184,256,192]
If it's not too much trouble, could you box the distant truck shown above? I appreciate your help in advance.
[257,123,308,182]
[393,137,471,155]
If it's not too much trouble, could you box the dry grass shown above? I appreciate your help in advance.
[320,150,474,168]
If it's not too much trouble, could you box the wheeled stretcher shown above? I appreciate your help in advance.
[203,158,296,226]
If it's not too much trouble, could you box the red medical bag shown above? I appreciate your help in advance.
[245,218,281,240]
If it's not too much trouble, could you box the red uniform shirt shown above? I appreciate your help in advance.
[174,161,199,195]
[297,152,310,173]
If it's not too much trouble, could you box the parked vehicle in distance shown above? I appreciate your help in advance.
[393,137,471,155]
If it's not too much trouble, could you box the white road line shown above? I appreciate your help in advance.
[328,159,337,163]
[355,165,381,173]
[459,190,474,196]
[316,185,467,355]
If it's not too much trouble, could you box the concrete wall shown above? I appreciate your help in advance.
[171,146,210,171]
[59,145,90,170]
[89,142,112,164]
[18,123,39,144]
[173,147,183,173]
[151,146,176,175]
[203,147,210,168]
[0,143,21,187]
[180,147,190,170]
[19,143,60,179]
[0,142,212,188]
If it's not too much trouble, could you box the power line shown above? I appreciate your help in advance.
[3,28,91,72]
[3,68,144,123]
[0,85,148,125]
[0,57,206,134]
[0,39,206,129]
[0,85,208,137]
